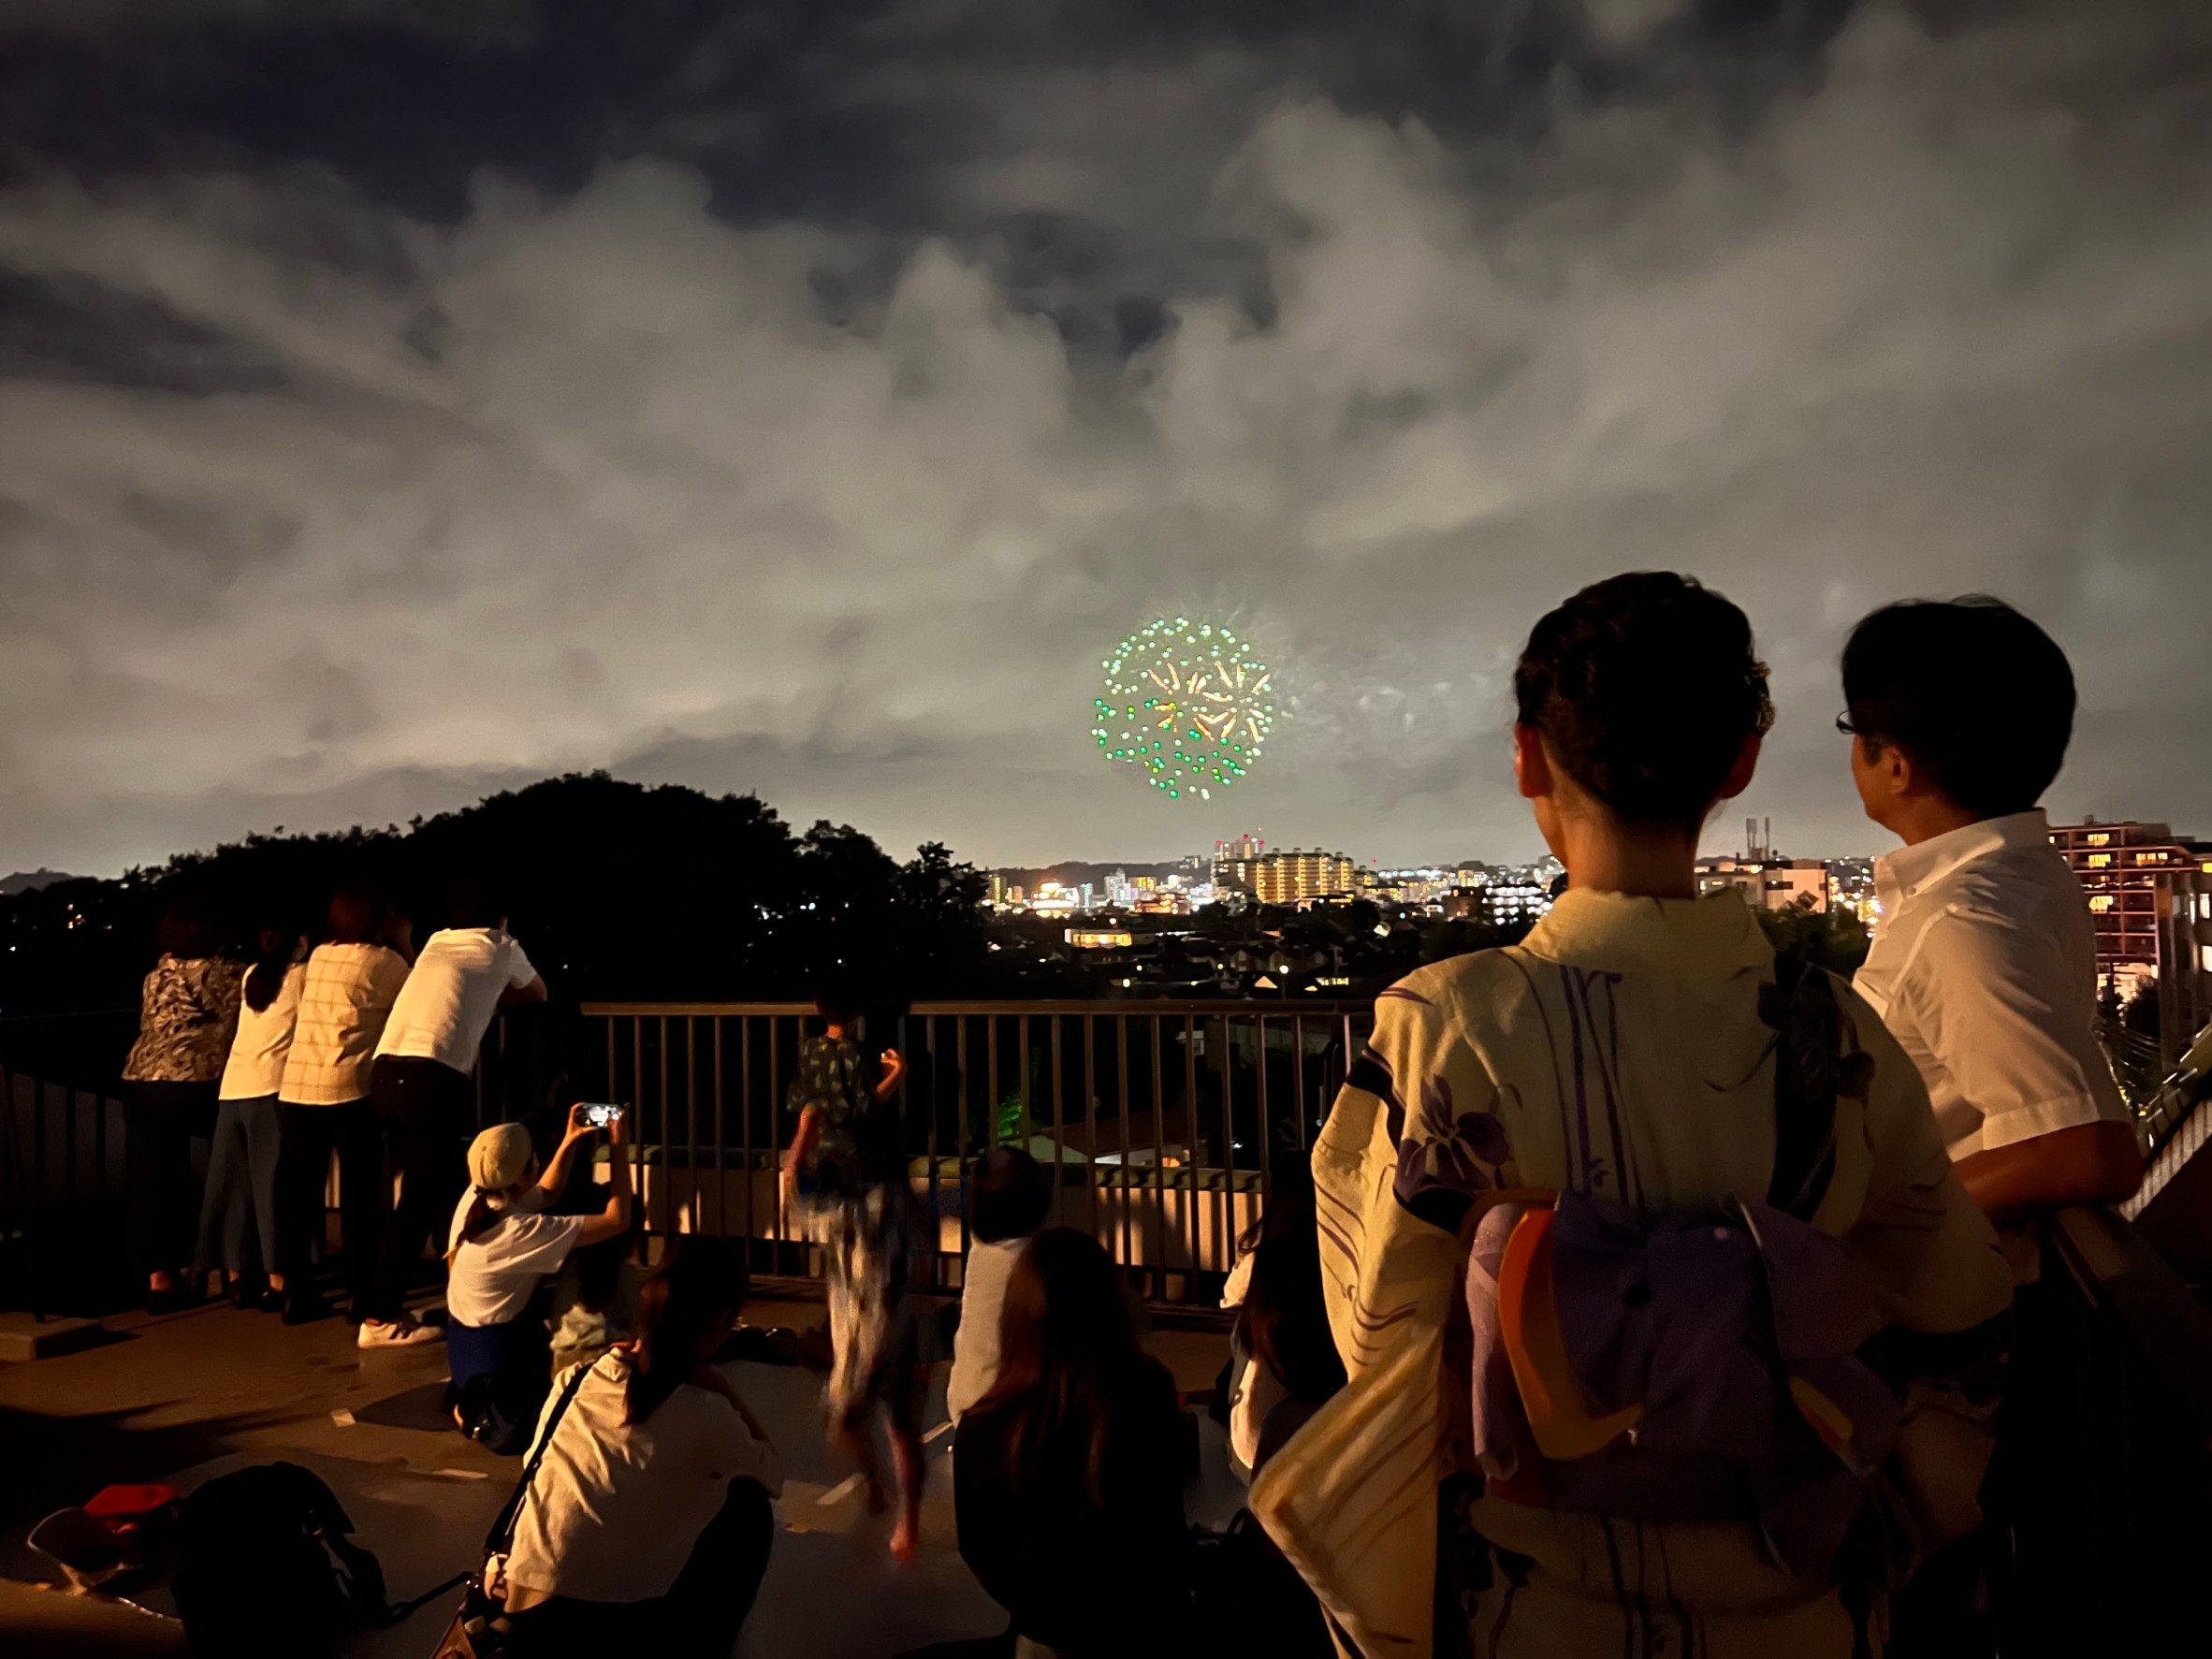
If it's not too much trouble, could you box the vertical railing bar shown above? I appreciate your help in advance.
[712,1016,725,1240]
[1256,1011,1273,1209]
[955,1015,970,1262]
[768,1013,783,1265]
[685,1015,698,1240]
[631,1016,646,1244]
[1291,1013,1307,1153]
[1185,1011,1201,1305]
[1049,1013,1065,1229]
[924,1014,940,1289]
[658,1015,672,1241]
[1219,1007,1235,1271]
[739,1016,753,1258]
[1018,1015,1032,1157]
[1116,1015,1131,1280]
[1083,1013,1098,1250]
[1158,1012,1176,1309]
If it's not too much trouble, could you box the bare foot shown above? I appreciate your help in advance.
[889,1514,921,1566]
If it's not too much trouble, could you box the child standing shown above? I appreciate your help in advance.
[780,986,921,1563]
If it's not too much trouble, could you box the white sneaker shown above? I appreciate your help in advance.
[357,1317,444,1349]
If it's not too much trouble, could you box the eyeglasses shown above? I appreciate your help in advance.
[1835,712,1859,735]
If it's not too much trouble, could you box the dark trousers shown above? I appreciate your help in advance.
[124,1081,218,1279]
[276,1099,383,1306]
[504,1479,776,1658]
[194,1094,284,1279]
[368,1056,473,1321]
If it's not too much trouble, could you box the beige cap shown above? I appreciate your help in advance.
[467,1123,535,1194]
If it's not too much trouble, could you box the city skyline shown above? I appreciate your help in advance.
[4,4,2211,877]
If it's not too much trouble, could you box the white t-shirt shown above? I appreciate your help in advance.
[506,1350,783,1606]
[445,1190,586,1328]
[279,943,411,1106]
[1855,810,2128,1160]
[219,963,308,1100]
[947,1235,1027,1424]
[376,927,538,1075]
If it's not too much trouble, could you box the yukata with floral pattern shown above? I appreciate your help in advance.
[1250,888,2013,1659]
[787,1034,918,1432]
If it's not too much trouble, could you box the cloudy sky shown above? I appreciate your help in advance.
[2,0,2208,876]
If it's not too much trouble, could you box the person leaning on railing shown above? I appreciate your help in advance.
[1839,597,2145,1656]
[121,896,245,1313]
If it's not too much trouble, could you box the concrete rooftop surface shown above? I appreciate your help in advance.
[0,1294,1235,1659]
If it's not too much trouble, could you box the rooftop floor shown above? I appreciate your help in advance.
[0,1294,1234,1659]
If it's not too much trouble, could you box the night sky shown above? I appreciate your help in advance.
[3,0,2208,875]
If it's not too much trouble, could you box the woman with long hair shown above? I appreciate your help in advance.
[122,896,243,1313]
[954,1228,1195,1658]
[501,1237,781,1659]
[194,921,307,1309]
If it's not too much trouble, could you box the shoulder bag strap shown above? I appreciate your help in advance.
[483,1354,597,1555]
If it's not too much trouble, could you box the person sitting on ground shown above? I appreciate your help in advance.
[275,883,413,1324]
[359,877,550,1349]
[1841,597,2143,1656]
[549,1220,647,1378]
[1257,573,2014,1658]
[779,982,923,1563]
[1222,1201,1344,1487]
[947,1145,1053,1425]
[955,1227,1196,1659]
[196,921,306,1312]
[448,1107,633,1452]
[122,897,244,1313]
[502,1238,782,1659]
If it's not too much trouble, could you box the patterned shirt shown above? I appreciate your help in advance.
[122,954,244,1084]
[788,1034,895,1192]
[1250,889,2012,1659]
[278,942,411,1106]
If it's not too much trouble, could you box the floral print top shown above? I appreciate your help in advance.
[122,953,245,1084]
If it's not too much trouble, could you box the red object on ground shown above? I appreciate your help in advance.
[83,1484,180,1533]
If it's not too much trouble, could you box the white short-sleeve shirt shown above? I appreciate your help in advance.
[947,1235,1026,1424]
[375,927,538,1075]
[1854,809,2128,1163]
[506,1350,782,1605]
[220,962,308,1100]
[445,1190,587,1327]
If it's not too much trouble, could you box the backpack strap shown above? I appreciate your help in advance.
[483,1354,597,1555]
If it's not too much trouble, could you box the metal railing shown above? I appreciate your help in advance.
[2019,1207,2212,1648]
[543,1002,1369,1306]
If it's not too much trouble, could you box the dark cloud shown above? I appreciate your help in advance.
[1,0,2209,875]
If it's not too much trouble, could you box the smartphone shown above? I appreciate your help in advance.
[579,1102,625,1128]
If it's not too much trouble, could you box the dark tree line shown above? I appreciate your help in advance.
[0,772,992,1018]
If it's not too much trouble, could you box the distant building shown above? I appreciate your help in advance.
[1066,927,1136,950]
[2048,819,2212,1043]
[1220,847,1359,908]
[1695,818,1827,913]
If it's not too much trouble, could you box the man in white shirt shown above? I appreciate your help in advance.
[1845,598,2141,1249]
[359,880,549,1346]
[1842,596,2140,1657]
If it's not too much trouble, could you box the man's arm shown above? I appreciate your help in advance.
[1910,910,2138,1225]
[500,975,550,1006]
[1954,1119,2142,1223]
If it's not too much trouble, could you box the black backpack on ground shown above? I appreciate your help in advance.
[174,1462,390,1655]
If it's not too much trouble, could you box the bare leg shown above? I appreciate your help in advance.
[828,1410,887,1512]
[887,1419,924,1565]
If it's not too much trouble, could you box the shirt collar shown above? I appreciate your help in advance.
[1872,808,2051,909]
[1522,887,1774,977]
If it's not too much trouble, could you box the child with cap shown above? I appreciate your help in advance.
[445,1105,633,1452]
